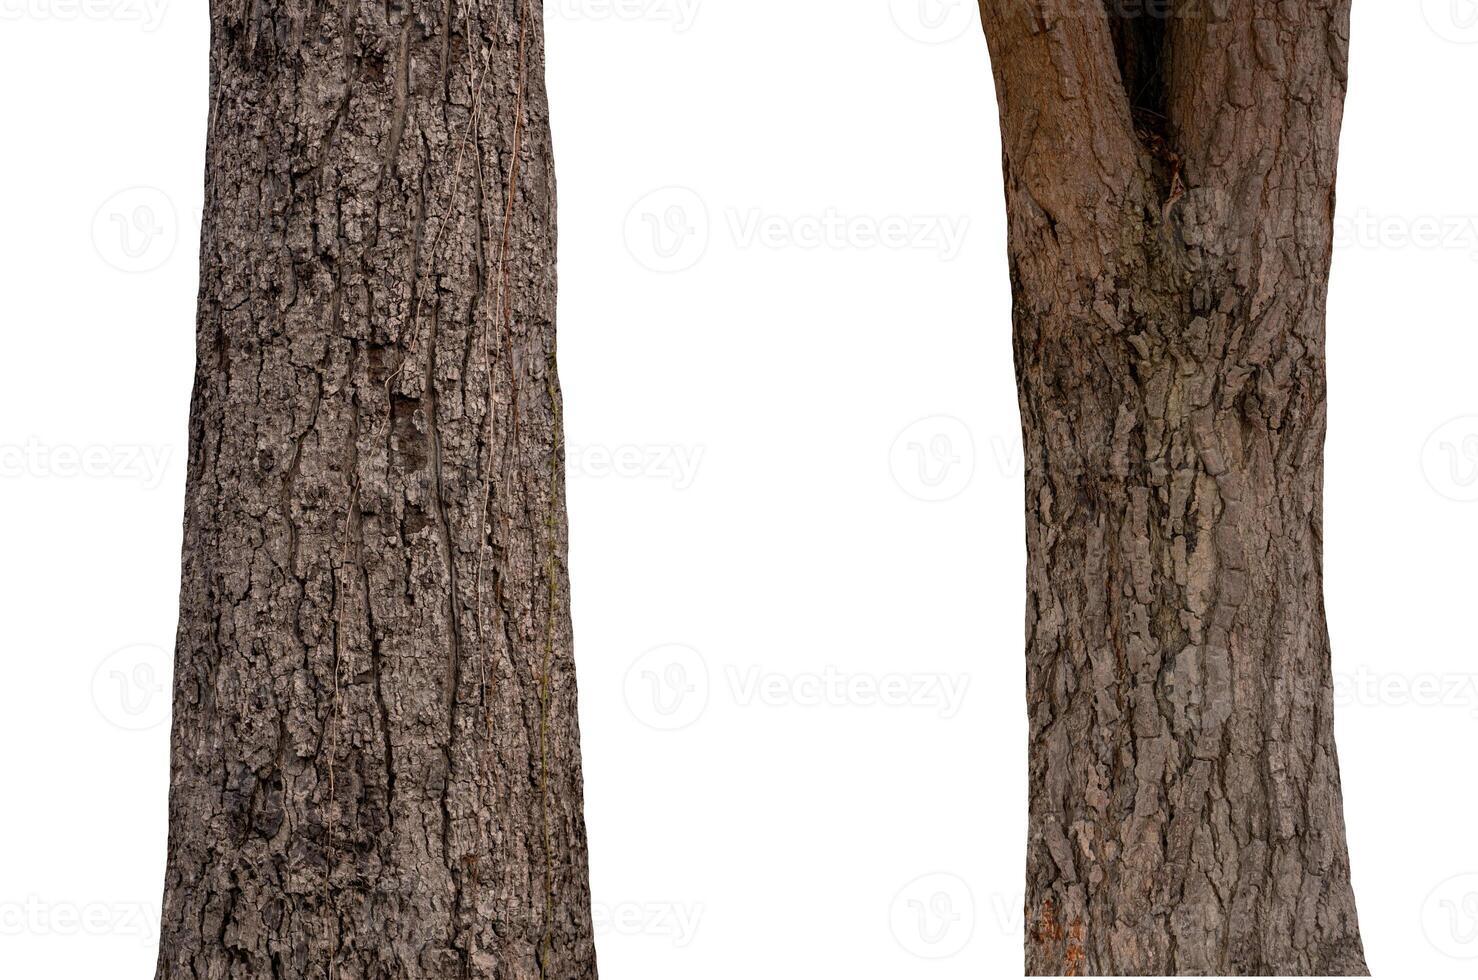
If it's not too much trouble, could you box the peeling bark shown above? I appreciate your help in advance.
[977,0,1367,973]
[156,2,597,977]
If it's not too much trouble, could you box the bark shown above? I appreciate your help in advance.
[156,2,597,977]
[977,0,1366,974]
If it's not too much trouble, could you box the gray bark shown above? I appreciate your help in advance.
[155,2,597,977]
[977,0,1367,973]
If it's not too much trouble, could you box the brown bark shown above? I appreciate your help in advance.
[977,0,1366,974]
[156,2,597,977]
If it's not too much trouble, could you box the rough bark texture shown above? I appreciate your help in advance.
[977,1,1366,974]
[156,2,598,977]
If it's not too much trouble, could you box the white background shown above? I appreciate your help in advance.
[1,0,1476,976]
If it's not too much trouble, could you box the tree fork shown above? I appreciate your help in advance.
[155,2,598,977]
[977,0,1366,974]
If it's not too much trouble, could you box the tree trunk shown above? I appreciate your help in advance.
[977,1,1367,974]
[156,3,598,977]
